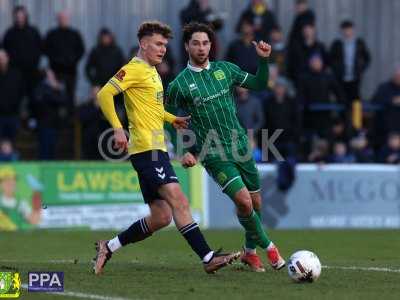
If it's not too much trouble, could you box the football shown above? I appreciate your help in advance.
[287,250,321,283]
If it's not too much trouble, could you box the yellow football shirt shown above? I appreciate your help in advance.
[100,57,176,155]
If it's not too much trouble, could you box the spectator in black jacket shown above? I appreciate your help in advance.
[78,87,110,160]
[378,132,400,164]
[86,28,125,88]
[287,0,315,46]
[44,11,85,108]
[269,25,286,75]
[3,6,41,103]
[298,55,345,137]
[33,69,68,160]
[330,21,371,104]
[236,0,278,41]
[180,0,224,64]
[226,20,258,74]
[372,65,400,136]
[287,23,328,83]
[0,49,24,141]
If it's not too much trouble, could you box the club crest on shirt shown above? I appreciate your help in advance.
[114,69,126,82]
[213,70,225,81]
[156,91,164,102]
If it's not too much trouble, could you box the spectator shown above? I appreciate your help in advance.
[0,140,19,161]
[235,87,264,139]
[349,132,374,163]
[329,141,355,163]
[372,64,400,135]
[330,21,371,105]
[264,77,301,152]
[180,0,224,63]
[264,78,299,190]
[3,6,41,103]
[236,0,278,41]
[33,69,68,160]
[85,28,125,88]
[78,87,110,160]
[378,132,400,164]
[328,117,350,143]
[269,26,286,75]
[44,11,85,108]
[226,20,258,74]
[287,0,315,49]
[0,49,24,141]
[287,23,328,83]
[308,138,329,163]
[297,55,345,137]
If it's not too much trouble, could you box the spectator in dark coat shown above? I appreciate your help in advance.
[0,49,24,141]
[236,0,278,42]
[378,132,400,164]
[329,141,355,163]
[349,132,375,163]
[372,64,400,136]
[44,11,85,107]
[2,6,41,103]
[298,55,345,137]
[269,26,286,75]
[180,0,224,64]
[287,0,315,50]
[287,23,328,83]
[78,87,110,160]
[0,139,19,162]
[226,20,258,74]
[86,28,125,87]
[235,87,264,136]
[330,21,371,104]
[33,69,68,160]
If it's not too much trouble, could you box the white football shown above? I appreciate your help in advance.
[287,250,321,283]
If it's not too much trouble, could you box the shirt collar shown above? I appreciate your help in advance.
[187,61,211,72]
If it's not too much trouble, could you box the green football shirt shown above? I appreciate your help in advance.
[166,59,269,159]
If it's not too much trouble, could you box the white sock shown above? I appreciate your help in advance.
[266,242,274,251]
[107,236,122,253]
[203,251,214,263]
[245,247,256,255]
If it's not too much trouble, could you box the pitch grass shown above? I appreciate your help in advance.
[1,229,399,300]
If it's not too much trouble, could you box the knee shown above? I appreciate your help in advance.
[251,193,262,210]
[236,195,253,216]
[158,210,173,227]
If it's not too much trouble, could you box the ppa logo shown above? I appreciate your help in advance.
[28,272,64,292]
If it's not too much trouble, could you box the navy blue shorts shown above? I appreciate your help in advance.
[130,150,179,203]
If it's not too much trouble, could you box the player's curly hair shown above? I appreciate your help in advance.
[137,21,173,40]
[182,22,215,44]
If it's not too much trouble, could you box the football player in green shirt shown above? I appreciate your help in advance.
[167,22,285,272]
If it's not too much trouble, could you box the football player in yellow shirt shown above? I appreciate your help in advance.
[93,21,239,275]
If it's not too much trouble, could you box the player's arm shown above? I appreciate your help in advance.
[97,67,134,151]
[228,41,271,91]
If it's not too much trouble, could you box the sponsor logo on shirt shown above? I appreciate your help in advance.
[189,83,198,91]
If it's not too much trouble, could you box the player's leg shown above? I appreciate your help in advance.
[239,159,285,270]
[158,179,240,273]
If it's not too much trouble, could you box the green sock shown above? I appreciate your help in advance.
[244,209,262,250]
[238,210,271,249]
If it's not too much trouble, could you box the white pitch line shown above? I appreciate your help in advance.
[21,284,137,300]
[323,265,400,273]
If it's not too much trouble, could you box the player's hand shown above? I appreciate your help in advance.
[173,116,191,129]
[114,128,128,152]
[252,40,272,58]
[181,152,197,168]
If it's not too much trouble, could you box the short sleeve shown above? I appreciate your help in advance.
[223,61,249,87]
[108,64,140,93]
